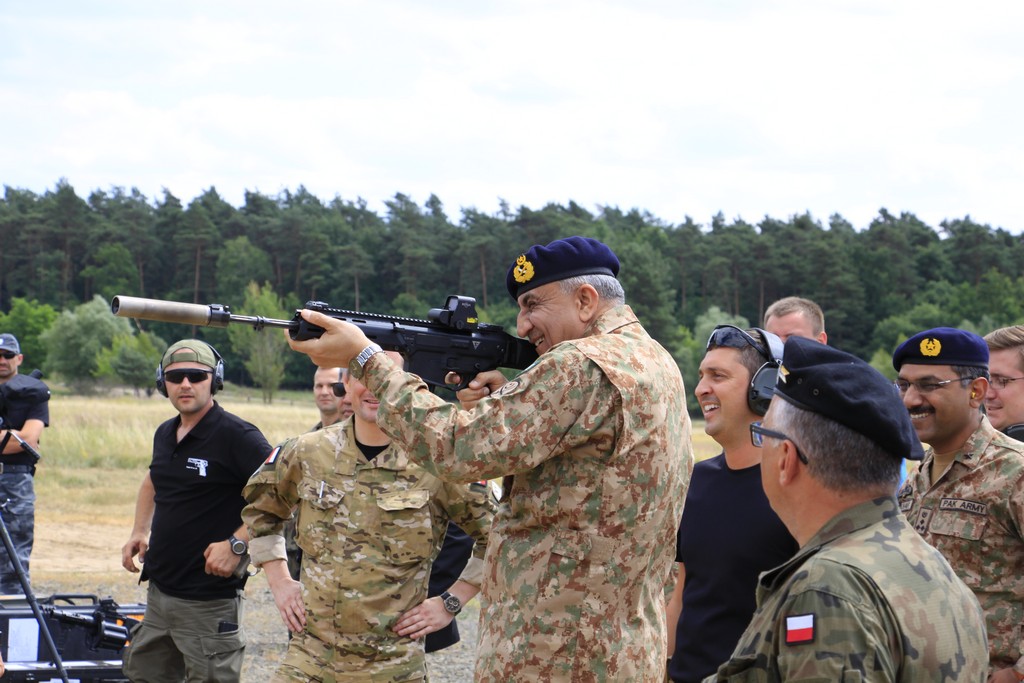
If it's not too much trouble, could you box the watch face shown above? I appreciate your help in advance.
[443,594,461,613]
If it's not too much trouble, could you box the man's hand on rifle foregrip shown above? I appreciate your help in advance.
[286,309,373,369]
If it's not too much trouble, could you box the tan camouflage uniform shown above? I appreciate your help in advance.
[898,415,1024,674]
[357,304,693,682]
[242,418,494,682]
[706,497,988,682]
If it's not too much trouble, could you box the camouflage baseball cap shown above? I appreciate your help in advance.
[161,339,218,370]
[0,333,20,354]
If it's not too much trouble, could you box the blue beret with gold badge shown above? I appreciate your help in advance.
[892,327,989,371]
[776,336,924,460]
[505,236,620,301]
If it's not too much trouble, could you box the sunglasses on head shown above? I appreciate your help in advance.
[163,369,213,384]
[707,325,769,355]
[0,351,18,359]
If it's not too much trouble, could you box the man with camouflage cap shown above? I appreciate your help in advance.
[286,235,692,681]
[707,336,987,681]
[895,327,1024,681]
[242,350,494,682]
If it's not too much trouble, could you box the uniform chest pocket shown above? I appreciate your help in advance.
[376,489,433,565]
[299,475,345,510]
[928,508,988,541]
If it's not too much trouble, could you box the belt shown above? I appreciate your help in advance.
[0,464,34,474]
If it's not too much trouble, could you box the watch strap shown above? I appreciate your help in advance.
[355,343,384,370]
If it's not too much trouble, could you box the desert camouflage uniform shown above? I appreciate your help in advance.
[706,497,988,682]
[898,415,1024,674]
[358,304,693,682]
[242,419,494,682]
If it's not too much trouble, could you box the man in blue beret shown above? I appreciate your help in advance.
[286,235,692,682]
[708,336,987,681]
[894,327,1024,681]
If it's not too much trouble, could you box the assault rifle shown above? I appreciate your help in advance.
[110,295,538,390]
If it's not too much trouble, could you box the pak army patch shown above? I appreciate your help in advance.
[784,613,815,645]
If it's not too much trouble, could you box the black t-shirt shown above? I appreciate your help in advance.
[0,374,50,467]
[144,402,271,600]
[669,453,798,683]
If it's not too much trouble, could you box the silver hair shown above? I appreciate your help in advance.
[558,274,625,305]
[771,399,900,494]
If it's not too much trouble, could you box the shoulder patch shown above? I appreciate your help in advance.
[785,613,815,645]
[263,445,281,466]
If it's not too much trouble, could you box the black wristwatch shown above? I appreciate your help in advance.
[228,535,248,556]
[439,591,462,615]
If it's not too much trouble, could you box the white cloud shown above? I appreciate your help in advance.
[1,0,1022,231]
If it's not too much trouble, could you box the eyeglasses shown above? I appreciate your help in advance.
[893,377,967,394]
[990,375,1024,390]
[163,369,214,385]
[750,422,808,464]
[0,351,18,359]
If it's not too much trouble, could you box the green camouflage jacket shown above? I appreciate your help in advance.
[359,304,693,682]
[898,415,1024,674]
[242,418,494,680]
[706,497,988,682]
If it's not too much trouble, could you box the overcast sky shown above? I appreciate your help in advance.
[2,1,1022,232]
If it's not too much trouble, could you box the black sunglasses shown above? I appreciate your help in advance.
[0,351,18,359]
[164,369,214,385]
[331,382,346,397]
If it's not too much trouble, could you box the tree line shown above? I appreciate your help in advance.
[2,179,1023,411]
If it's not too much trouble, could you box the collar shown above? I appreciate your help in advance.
[920,414,999,473]
[759,497,898,592]
[582,304,640,338]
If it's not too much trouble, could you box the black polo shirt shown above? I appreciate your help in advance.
[0,374,50,467]
[144,401,271,600]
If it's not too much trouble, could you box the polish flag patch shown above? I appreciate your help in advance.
[785,613,815,645]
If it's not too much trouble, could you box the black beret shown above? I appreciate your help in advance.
[775,336,924,461]
[892,327,989,371]
[506,236,620,301]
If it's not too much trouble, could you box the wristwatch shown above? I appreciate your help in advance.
[355,343,384,370]
[228,535,248,556]
[439,591,462,615]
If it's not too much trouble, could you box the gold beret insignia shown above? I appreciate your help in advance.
[512,254,535,284]
[920,338,941,357]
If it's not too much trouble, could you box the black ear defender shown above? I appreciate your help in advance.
[155,341,226,397]
[748,328,784,417]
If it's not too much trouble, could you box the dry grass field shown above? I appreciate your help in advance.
[22,390,718,680]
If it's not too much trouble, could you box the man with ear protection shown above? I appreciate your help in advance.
[120,339,272,683]
[895,328,1024,681]
[666,326,798,683]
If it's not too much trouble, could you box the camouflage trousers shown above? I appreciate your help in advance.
[273,630,427,683]
[0,472,35,595]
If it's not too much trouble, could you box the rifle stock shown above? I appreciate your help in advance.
[111,295,538,390]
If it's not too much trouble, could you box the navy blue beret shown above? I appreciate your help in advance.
[892,327,989,371]
[776,336,924,461]
[506,236,620,301]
